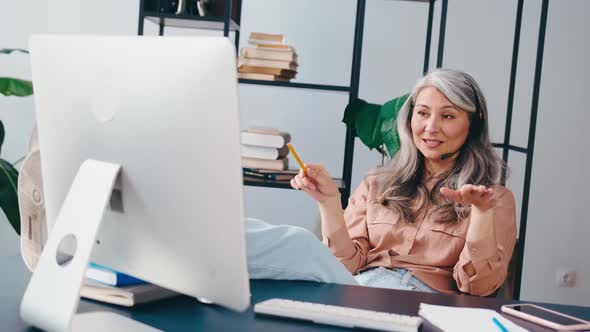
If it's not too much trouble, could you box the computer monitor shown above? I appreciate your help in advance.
[21,35,250,331]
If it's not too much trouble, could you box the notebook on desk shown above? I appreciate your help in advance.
[418,303,529,332]
[81,279,179,307]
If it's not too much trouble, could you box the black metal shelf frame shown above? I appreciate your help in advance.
[238,79,350,92]
[138,0,242,50]
[245,178,346,192]
[143,12,240,31]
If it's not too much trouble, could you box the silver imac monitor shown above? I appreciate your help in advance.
[21,35,249,331]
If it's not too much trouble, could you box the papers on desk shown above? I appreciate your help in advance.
[419,303,529,332]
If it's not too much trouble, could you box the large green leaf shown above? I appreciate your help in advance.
[0,158,20,235]
[379,94,408,157]
[355,102,382,150]
[0,77,34,97]
[342,94,408,157]
[342,99,382,150]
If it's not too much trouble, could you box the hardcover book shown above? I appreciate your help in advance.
[86,263,145,287]
[241,144,289,160]
[240,131,291,149]
[81,280,178,307]
[237,73,290,82]
[240,48,297,62]
[241,157,288,171]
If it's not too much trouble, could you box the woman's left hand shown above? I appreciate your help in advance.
[440,184,497,212]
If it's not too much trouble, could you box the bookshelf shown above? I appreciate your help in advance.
[136,0,364,206]
[244,177,345,191]
[143,12,239,31]
[238,79,350,92]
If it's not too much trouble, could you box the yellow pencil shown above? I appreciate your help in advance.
[287,143,307,173]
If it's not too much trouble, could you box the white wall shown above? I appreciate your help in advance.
[1,0,588,306]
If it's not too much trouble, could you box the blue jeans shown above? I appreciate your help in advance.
[354,267,437,293]
[245,218,437,293]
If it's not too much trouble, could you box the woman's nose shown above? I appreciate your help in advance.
[424,117,440,132]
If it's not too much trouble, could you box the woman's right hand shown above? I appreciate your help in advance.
[290,163,340,205]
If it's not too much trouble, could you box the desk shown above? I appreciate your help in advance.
[2,255,589,331]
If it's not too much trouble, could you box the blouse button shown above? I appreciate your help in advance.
[371,217,376,221]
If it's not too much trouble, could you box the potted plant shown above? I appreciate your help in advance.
[1,48,34,236]
[342,93,408,163]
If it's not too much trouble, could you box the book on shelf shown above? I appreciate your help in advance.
[238,65,296,79]
[242,144,289,160]
[238,57,297,71]
[81,279,178,307]
[241,130,291,148]
[243,168,295,181]
[248,32,284,45]
[240,47,297,62]
[237,72,290,82]
[256,168,300,175]
[256,43,296,52]
[86,262,145,287]
[246,127,281,135]
[242,157,288,170]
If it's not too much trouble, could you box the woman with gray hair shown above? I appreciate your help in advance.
[291,68,516,296]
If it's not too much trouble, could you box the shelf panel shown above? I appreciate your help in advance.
[492,142,528,154]
[386,0,432,2]
[238,79,350,92]
[244,177,346,192]
[144,12,239,31]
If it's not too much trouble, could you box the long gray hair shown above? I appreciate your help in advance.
[369,68,507,223]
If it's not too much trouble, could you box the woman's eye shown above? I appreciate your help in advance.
[417,111,428,117]
[443,114,455,119]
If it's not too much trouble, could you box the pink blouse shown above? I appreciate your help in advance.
[322,177,517,296]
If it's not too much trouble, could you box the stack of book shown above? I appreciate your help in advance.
[238,32,298,82]
[82,263,178,307]
[241,127,290,171]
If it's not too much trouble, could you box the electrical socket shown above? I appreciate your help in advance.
[556,268,577,288]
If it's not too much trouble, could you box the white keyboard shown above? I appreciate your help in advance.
[254,298,423,332]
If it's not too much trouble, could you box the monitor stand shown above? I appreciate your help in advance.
[20,159,161,332]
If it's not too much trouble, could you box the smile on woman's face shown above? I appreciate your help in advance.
[411,87,470,165]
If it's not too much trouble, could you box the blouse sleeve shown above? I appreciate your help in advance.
[322,178,373,274]
[453,187,517,296]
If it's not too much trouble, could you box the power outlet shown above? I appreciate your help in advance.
[556,268,577,288]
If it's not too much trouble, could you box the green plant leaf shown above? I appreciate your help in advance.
[0,77,34,97]
[342,99,365,129]
[342,94,409,157]
[379,94,409,157]
[0,48,29,54]
[355,102,382,149]
[342,99,383,150]
[0,158,20,235]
